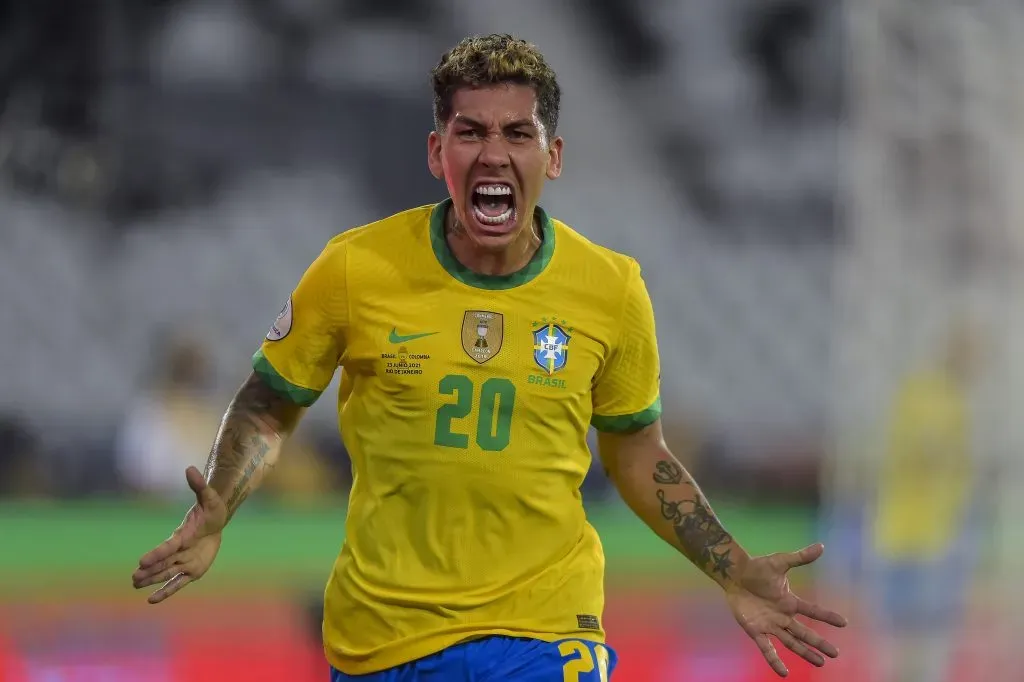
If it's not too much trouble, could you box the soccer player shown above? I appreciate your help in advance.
[869,320,981,682]
[131,34,847,680]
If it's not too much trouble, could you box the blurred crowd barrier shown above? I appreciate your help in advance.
[1,0,1022,680]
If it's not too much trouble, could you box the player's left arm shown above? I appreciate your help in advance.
[598,421,751,589]
[591,262,750,587]
[594,262,846,677]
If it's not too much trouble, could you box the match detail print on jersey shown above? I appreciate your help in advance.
[461,310,504,364]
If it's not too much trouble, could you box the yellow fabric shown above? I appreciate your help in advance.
[872,370,973,559]
[254,201,661,674]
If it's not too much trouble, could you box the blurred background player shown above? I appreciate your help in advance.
[114,333,222,500]
[130,33,846,681]
[868,318,984,682]
[114,331,339,504]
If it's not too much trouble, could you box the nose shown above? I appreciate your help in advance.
[478,134,511,169]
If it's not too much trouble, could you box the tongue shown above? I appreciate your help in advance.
[475,194,512,218]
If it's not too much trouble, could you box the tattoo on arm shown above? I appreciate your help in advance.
[652,459,736,579]
[223,433,272,514]
[653,460,683,484]
[205,374,297,519]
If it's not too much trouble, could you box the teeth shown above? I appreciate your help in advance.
[474,184,512,196]
[473,205,515,225]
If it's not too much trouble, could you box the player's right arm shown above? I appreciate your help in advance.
[205,370,305,522]
[131,239,348,603]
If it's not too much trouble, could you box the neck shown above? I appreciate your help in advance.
[445,205,541,276]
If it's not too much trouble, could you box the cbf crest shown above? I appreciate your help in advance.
[462,310,504,364]
[532,318,573,375]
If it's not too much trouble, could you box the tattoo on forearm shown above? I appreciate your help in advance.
[653,459,735,579]
[205,374,290,518]
[224,433,271,513]
[653,460,683,485]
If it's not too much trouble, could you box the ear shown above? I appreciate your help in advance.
[427,131,444,180]
[545,136,564,180]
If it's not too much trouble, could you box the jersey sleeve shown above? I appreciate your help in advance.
[591,261,662,433]
[251,240,348,406]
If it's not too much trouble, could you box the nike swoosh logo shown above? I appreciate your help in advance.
[389,328,439,344]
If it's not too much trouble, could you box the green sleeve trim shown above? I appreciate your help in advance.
[591,396,662,433]
[251,350,323,407]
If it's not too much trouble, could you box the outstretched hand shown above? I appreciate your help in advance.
[726,543,848,677]
[131,466,228,604]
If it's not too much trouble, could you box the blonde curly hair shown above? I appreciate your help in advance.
[431,34,561,137]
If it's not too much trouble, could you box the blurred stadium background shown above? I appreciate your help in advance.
[1,0,1022,680]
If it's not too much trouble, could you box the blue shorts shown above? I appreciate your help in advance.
[330,636,618,681]
[870,517,979,632]
[872,555,972,632]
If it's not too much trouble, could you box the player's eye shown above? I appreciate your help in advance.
[458,129,483,140]
[508,130,531,141]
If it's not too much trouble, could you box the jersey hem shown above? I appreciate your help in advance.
[251,349,323,407]
[591,396,662,433]
[325,627,606,676]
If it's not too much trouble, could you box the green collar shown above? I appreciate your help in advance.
[429,198,555,290]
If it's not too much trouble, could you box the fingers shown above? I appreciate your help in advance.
[137,532,182,570]
[133,548,188,586]
[754,634,789,677]
[795,597,848,628]
[777,543,825,570]
[134,562,183,589]
[186,466,225,516]
[786,620,839,659]
[185,466,214,505]
[133,546,191,587]
[148,572,193,604]
[776,628,825,668]
[757,622,839,677]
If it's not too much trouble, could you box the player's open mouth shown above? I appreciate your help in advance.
[471,183,516,227]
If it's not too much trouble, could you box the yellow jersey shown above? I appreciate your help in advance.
[872,369,973,559]
[252,199,661,675]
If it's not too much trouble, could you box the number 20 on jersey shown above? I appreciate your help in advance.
[434,374,516,452]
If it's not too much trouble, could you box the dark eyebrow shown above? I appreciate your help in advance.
[452,114,485,128]
[504,119,536,129]
[451,115,537,130]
